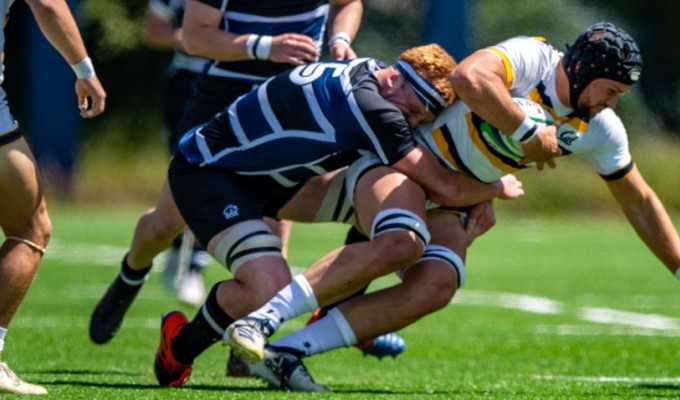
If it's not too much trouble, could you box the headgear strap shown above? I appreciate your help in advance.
[563,22,642,109]
[394,60,448,116]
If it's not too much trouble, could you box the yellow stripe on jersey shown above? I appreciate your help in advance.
[484,48,513,88]
[431,127,463,172]
[466,113,516,174]
[526,89,590,133]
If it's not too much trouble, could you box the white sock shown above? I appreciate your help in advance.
[0,327,6,358]
[248,274,318,331]
[271,308,357,357]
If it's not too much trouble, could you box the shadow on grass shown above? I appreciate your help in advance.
[36,380,270,392]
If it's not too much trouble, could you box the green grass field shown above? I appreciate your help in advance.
[6,205,680,399]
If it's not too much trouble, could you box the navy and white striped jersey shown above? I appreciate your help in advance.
[177,58,416,187]
[196,0,330,84]
[147,0,208,74]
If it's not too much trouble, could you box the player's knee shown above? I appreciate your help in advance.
[213,220,284,275]
[372,231,424,271]
[142,207,184,240]
[400,245,466,310]
[32,206,52,248]
[370,208,429,268]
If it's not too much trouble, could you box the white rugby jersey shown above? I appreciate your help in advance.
[418,36,633,182]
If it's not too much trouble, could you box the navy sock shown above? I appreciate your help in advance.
[172,282,234,364]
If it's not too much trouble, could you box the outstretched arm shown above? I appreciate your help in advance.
[606,166,680,276]
[26,0,106,117]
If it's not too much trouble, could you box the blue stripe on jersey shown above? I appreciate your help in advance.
[470,113,527,170]
[204,1,330,82]
[178,58,409,187]
[437,125,481,181]
[227,16,326,37]
[601,160,634,181]
[535,81,554,109]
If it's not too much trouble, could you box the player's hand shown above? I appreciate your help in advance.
[269,33,320,65]
[75,76,106,118]
[519,124,562,166]
[465,200,496,245]
[330,42,356,60]
[495,173,524,200]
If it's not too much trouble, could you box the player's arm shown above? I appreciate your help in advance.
[182,0,319,65]
[451,49,559,167]
[142,4,180,51]
[465,200,496,246]
[606,166,680,276]
[327,0,362,60]
[391,144,524,207]
[25,0,106,117]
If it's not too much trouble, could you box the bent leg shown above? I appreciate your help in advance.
[127,179,186,270]
[272,210,468,354]
[0,138,51,328]
[303,166,428,306]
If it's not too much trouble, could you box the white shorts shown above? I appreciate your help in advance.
[0,86,19,143]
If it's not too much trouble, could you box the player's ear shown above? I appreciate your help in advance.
[386,67,402,89]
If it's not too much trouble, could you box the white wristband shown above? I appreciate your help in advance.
[510,115,538,143]
[245,34,258,60]
[328,32,351,48]
[254,35,273,60]
[70,57,96,79]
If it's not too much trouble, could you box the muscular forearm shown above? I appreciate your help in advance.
[183,26,250,61]
[622,194,680,275]
[26,0,89,65]
[425,171,503,207]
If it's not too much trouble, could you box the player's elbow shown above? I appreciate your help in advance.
[181,29,203,56]
[181,37,200,56]
[450,63,476,94]
[450,61,490,101]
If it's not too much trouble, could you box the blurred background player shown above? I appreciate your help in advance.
[141,0,211,308]
[0,0,106,394]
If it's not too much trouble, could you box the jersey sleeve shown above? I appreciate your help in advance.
[573,109,632,177]
[352,84,417,165]
[486,36,557,97]
[147,0,174,21]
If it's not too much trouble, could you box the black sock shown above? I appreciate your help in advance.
[189,245,210,273]
[171,234,182,250]
[120,254,151,283]
[172,282,234,364]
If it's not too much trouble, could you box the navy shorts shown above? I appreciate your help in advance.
[168,155,301,247]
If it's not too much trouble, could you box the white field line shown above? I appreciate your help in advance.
[453,290,562,314]
[453,290,680,337]
[579,307,680,330]
[533,374,680,383]
[37,241,680,337]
